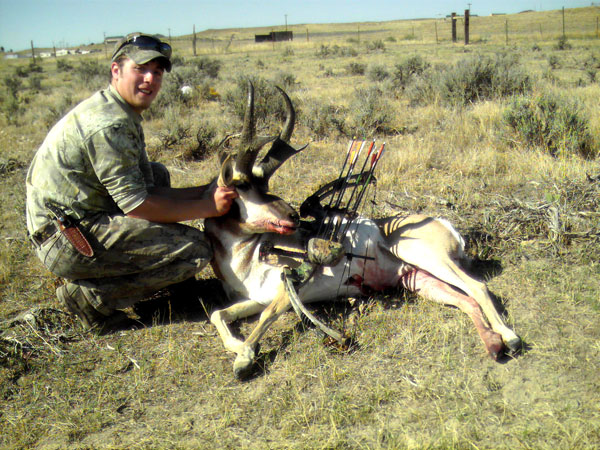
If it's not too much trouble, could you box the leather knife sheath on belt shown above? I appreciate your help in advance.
[45,202,94,257]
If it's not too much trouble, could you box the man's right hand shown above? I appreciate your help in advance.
[212,186,238,216]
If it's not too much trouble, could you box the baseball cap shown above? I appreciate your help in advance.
[111,33,172,72]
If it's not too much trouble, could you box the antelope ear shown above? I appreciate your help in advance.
[218,155,234,187]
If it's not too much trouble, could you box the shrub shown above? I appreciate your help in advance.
[348,86,396,137]
[548,55,560,70]
[28,74,43,91]
[554,35,572,51]
[75,60,105,88]
[156,107,192,150]
[274,71,298,90]
[504,91,596,158]
[302,101,348,138]
[2,97,22,124]
[365,40,386,52]
[316,44,358,58]
[193,57,221,79]
[3,75,22,99]
[28,63,43,73]
[56,59,73,71]
[390,54,430,91]
[316,44,331,58]
[367,64,390,82]
[182,123,218,161]
[346,62,366,76]
[585,68,597,83]
[15,66,29,78]
[410,53,531,106]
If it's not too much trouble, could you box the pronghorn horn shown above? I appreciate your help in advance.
[254,86,307,182]
[277,86,295,142]
[235,81,276,178]
[217,154,234,187]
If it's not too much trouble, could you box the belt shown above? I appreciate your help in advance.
[31,222,59,246]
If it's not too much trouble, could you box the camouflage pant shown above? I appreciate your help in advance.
[33,163,212,314]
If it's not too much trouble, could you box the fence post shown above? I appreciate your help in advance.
[30,40,35,64]
[505,20,509,45]
[193,25,197,56]
[435,21,439,44]
[451,13,457,42]
[464,9,470,45]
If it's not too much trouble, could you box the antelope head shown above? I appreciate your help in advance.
[216,82,306,236]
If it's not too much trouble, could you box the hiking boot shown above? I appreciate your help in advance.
[57,285,128,333]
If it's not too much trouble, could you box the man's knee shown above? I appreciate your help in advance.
[151,162,171,188]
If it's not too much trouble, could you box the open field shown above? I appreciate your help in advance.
[1,6,600,449]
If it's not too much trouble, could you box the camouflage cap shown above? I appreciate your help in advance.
[111,33,172,72]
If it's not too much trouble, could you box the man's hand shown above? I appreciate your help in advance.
[211,186,238,216]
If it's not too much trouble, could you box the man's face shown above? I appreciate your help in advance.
[111,58,164,113]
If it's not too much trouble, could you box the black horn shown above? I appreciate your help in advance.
[254,86,307,182]
[235,81,276,179]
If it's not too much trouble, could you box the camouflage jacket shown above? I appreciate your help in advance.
[26,84,155,235]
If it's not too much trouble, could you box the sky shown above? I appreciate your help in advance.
[0,0,593,52]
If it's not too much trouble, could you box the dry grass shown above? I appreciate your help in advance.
[1,6,600,450]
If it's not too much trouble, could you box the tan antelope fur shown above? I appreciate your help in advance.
[204,83,521,378]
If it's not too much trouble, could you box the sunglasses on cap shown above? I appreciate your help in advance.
[112,34,172,60]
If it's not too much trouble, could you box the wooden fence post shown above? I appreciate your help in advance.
[451,13,457,42]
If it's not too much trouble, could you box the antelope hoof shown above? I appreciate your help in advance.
[505,335,522,355]
[233,347,256,379]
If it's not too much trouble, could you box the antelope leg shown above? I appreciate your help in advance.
[210,299,265,355]
[401,269,505,359]
[233,283,292,378]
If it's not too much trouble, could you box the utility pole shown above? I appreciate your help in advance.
[30,40,35,64]
[285,14,288,31]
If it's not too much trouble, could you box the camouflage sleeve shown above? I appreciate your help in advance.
[87,123,150,214]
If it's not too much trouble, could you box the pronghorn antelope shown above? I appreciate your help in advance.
[205,83,521,378]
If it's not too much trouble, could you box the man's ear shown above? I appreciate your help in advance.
[110,62,120,81]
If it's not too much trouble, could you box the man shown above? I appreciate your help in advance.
[26,33,237,332]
